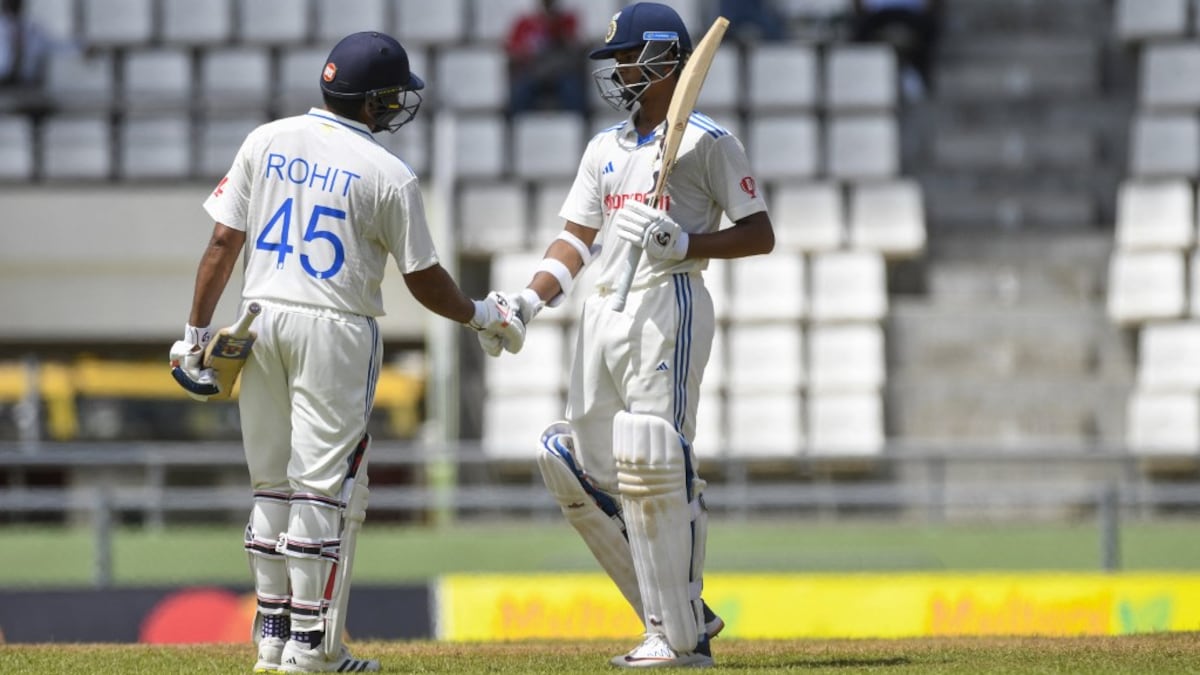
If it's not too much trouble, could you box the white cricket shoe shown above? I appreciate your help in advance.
[278,641,380,673]
[610,633,713,669]
[253,637,285,673]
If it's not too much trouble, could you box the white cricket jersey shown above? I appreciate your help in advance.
[203,108,439,317]
[560,110,767,290]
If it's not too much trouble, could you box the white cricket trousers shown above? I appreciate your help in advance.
[238,299,382,496]
[566,272,715,493]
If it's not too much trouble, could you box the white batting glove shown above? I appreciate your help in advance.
[169,324,219,401]
[470,291,526,356]
[509,288,544,324]
[613,200,689,261]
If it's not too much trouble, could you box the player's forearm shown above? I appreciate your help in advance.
[189,224,246,326]
[402,264,476,324]
[686,212,775,259]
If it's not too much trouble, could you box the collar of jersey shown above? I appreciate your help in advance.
[617,112,663,147]
[306,107,377,143]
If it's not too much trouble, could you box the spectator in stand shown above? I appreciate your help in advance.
[852,0,941,100]
[0,0,72,88]
[505,0,588,115]
[717,0,789,44]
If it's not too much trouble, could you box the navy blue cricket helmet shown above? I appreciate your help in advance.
[320,31,424,132]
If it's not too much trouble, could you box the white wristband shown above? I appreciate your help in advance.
[555,231,593,264]
[184,323,212,347]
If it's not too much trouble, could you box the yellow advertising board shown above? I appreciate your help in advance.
[436,573,1200,641]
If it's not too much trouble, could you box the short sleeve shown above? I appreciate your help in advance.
[381,177,440,274]
[558,135,604,230]
[707,134,768,223]
[202,127,259,230]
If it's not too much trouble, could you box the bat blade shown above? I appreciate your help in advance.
[203,302,262,400]
[611,16,730,313]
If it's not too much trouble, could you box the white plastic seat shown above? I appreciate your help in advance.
[1139,42,1200,110]
[123,49,192,111]
[770,182,844,252]
[199,48,272,112]
[702,323,725,394]
[44,52,115,110]
[315,0,387,43]
[452,115,506,178]
[1114,179,1195,250]
[82,0,153,46]
[705,258,731,321]
[41,116,111,180]
[162,0,233,44]
[1107,250,1187,324]
[531,181,572,243]
[1191,249,1200,317]
[825,44,898,111]
[1129,113,1200,178]
[394,0,466,46]
[1127,390,1200,454]
[827,114,899,180]
[808,323,885,392]
[0,116,34,180]
[809,250,888,323]
[696,47,741,112]
[458,182,529,254]
[435,47,507,111]
[748,115,819,180]
[807,392,884,456]
[238,0,310,44]
[848,179,926,258]
[513,112,585,179]
[26,0,75,38]
[483,393,564,459]
[485,322,566,395]
[118,117,191,180]
[1114,0,1188,43]
[1138,321,1200,391]
[198,116,267,178]
[376,116,430,177]
[490,250,543,292]
[692,390,724,456]
[729,252,806,321]
[279,47,329,114]
[650,0,702,33]
[747,44,818,110]
[471,0,538,43]
[560,0,619,39]
[727,323,804,394]
[726,392,804,458]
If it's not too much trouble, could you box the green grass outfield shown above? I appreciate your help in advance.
[2,519,1199,587]
[3,635,1200,674]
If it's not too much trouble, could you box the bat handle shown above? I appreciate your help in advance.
[232,302,262,338]
[611,245,640,313]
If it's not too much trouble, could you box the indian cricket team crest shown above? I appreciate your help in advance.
[605,12,620,42]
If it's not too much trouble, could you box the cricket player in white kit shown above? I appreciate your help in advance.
[489,3,775,668]
[170,32,524,673]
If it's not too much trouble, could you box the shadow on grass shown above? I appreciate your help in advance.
[725,657,913,669]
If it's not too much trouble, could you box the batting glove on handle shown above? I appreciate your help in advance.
[169,324,219,401]
[613,200,689,262]
[470,291,527,357]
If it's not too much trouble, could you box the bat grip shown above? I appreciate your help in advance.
[611,245,641,312]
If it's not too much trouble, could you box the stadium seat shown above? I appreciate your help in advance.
[706,257,731,321]
[470,0,538,43]
[376,116,430,176]
[1114,179,1195,251]
[726,392,805,458]
[513,112,585,179]
[197,115,267,178]
[1127,390,1200,454]
[452,114,506,178]
[315,0,388,43]
[702,323,726,393]
[458,182,530,254]
[279,47,329,114]
[434,47,507,111]
[238,0,311,44]
[560,0,618,39]
[41,116,111,180]
[747,44,818,111]
[483,392,564,459]
[848,179,927,258]
[490,250,543,292]
[485,322,567,394]
[726,323,805,394]
[199,48,272,112]
[807,322,886,392]
[1107,249,1187,324]
[652,0,703,33]
[692,389,725,456]
[122,49,193,112]
[696,47,742,113]
[729,252,806,321]
[25,0,75,38]
[0,116,34,180]
[1137,321,1200,391]
[162,0,233,44]
[82,0,153,46]
[827,114,899,180]
[809,250,888,323]
[770,182,845,253]
[531,181,572,243]
[747,115,820,180]
[1129,113,1200,178]
[44,51,115,111]
[825,44,898,112]
[1191,249,1200,317]
[118,117,191,180]
[1114,0,1188,43]
[807,392,884,456]
[393,0,466,46]
[1139,42,1200,111]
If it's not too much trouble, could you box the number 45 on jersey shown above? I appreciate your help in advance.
[256,197,346,279]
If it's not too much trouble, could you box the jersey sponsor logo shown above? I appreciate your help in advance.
[602,161,614,175]
[740,176,757,198]
[322,62,337,82]
[603,191,670,213]
[265,152,361,197]
[212,176,229,197]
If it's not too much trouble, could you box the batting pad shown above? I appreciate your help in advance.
[324,434,371,659]
[537,422,643,619]
[245,493,291,645]
[614,411,701,652]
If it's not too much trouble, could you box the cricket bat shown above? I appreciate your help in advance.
[202,302,262,400]
[610,16,730,313]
